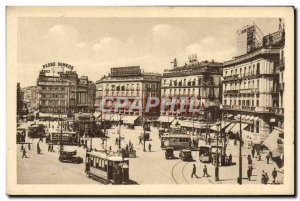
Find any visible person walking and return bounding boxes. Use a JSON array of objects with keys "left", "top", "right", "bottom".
[
  {"left": 261, "top": 170, "right": 266, "bottom": 184},
  {"left": 48, "top": 144, "right": 51, "bottom": 152},
  {"left": 28, "top": 143, "right": 31, "bottom": 151},
  {"left": 203, "top": 165, "right": 209, "bottom": 177},
  {"left": 266, "top": 152, "right": 271, "bottom": 164},
  {"left": 191, "top": 164, "right": 198, "bottom": 178},
  {"left": 264, "top": 172, "right": 269, "bottom": 184},
  {"left": 272, "top": 168, "right": 277, "bottom": 184},
  {"left": 247, "top": 167, "right": 252, "bottom": 181},
  {"left": 148, "top": 143, "right": 152, "bottom": 152},
  {"left": 251, "top": 148, "right": 255, "bottom": 158},
  {"left": 139, "top": 137, "right": 143, "bottom": 145},
  {"left": 228, "top": 154, "right": 233, "bottom": 165},
  {"left": 22, "top": 148, "right": 28, "bottom": 158},
  {"left": 247, "top": 154, "right": 252, "bottom": 165}
]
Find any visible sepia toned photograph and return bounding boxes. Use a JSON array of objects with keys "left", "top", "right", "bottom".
[{"left": 6, "top": 6, "right": 294, "bottom": 195}]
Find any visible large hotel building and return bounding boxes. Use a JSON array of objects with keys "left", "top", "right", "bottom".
[
  {"left": 36, "top": 62, "right": 96, "bottom": 118},
  {"left": 221, "top": 23, "right": 285, "bottom": 142},
  {"left": 95, "top": 66, "right": 161, "bottom": 119}
]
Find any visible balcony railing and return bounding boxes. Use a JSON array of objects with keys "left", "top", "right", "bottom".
[
  {"left": 223, "top": 74, "right": 241, "bottom": 81},
  {"left": 222, "top": 105, "right": 277, "bottom": 113}
]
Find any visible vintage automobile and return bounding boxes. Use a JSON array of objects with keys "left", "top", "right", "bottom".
[
  {"left": 199, "top": 145, "right": 211, "bottom": 163},
  {"left": 165, "top": 147, "right": 174, "bottom": 159},
  {"left": 179, "top": 149, "right": 193, "bottom": 161},
  {"left": 59, "top": 148, "right": 83, "bottom": 164}
]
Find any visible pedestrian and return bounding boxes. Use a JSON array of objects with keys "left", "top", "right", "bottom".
[
  {"left": 264, "top": 172, "right": 269, "bottom": 184},
  {"left": 272, "top": 168, "right": 277, "bottom": 184},
  {"left": 247, "top": 154, "right": 252, "bottom": 165},
  {"left": 20, "top": 144, "right": 24, "bottom": 151},
  {"left": 109, "top": 146, "right": 112, "bottom": 151},
  {"left": 22, "top": 148, "right": 28, "bottom": 158},
  {"left": 266, "top": 152, "right": 271, "bottom": 164},
  {"left": 125, "top": 144, "right": 129, "bottom": 152},
  {"left": 203, "top": 165, "right": 209, "bottom": 177},
  {"left": 139, "top": 137, "right": 143, "bottom": 145},
  {"left": 229, "top": 154, "right": 232, "bottom": 165},
  {"left": 234, "top": 139, "right": 237, "bottom": 146},
  {"left": 28, "top": 143, "right": 31, "bottom": 151},
  {"left": 247, "top": 167, "right": 252, "bottom": 181},
  {"left": 191, "top": 164, "right": 198, "bottom": 178},
  {"left": 48, "top": 144, "right": 51, "bottom": 152},
  {"left": 251, "top": 148, "right": 255, "bottom": 158},
  {"left": 261, "top": 170, "right": 266, "bottom": 184},
  {"left": 148, "top": 143, "right": 152, "bottom": 152},
  {"left": 115, "top": 137, "right": 119, "bottom": 145}
]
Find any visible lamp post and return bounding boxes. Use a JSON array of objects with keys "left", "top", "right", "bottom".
[
  {"left": 206, "top": 111, "right": 210, "bottom": 142},
  {"left": 143, "top": 117, "right": 146, "bottom": 152},
  {"left": 215, "top": 120, "right": 221, "bottom": 181},
  {"left": 238, "top": 112, "right": 243, "bottom": 184}
]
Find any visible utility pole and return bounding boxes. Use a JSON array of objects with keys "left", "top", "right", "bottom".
[
  {"left": 118, "top": 113, "right": 122, "bottom": 149},
  {"left": 143, "top": 117, "right": 146, "bottom": 152}
]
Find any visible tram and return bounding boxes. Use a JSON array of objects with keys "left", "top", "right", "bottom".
[
  {"left": 28, "top": 124, "right": 45, "bottom": 138},
  {"left": 85, "top": 151, "right": 129, "bottom": 184},
  {"left": 160, "top": 134, "right": 191, "bottom": 150},
  {"left": 46, "top": 129, "right": 79, "bottom": 145}
]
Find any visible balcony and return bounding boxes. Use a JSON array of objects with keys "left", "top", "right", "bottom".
[
  {"left": 274, "top": 107, "right": 284, "bottom": 116},
  {"left": 223, "top": 74, "right": 241, "bottom": 82},
  {"left": 224, "top": 89, "right": 239, "bottom": 94},
  {"left": 278, "top": 58, "right": 285, "bottom": 70},
  {"left": 221, "top": 105, "right": 276, "bottom": 113}
]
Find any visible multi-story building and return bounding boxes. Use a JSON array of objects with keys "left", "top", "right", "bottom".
[
  {"left": 221, "top": 23, "right": 285, "bottom": 142},
  {"left": 161, "top": 56, "right": 223, "bottom": 121},
  {"left": 36, "top": 62, "right": 96, "bottom": 118},
  {"left": 95, "top": 66, "right": 161, "bottom": 118}
]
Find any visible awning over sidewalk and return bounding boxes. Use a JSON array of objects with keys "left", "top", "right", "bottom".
[
  {"left": 229, "top": 123, "right": 249, "bottom": 134},
  {"left": 171, "top": 120, "right": 208, "bottom": 129},
  {"left": 158, "top": 116, "right": 175, "bottom": 123},
  {"left": 122, "top": 115, "right": 140, "bottom": 125},
  {"left": 225, "top": 123, "right": 236, "bottom": 133},
  {"left": 210, "top": 121, "right": 232, "bottom": 132},
  {"left": 263, "top": 128, "right": 284, "bottom": 158},
  {"left": 93, "top": 112, "right": 101, "bottom": 118}
]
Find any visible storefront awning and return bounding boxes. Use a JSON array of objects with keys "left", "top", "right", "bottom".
[
  {"left": 263, "top": 128, "right": 284, "bottom": 157},
  {"left": 229, "top": 123, "right": 249, "bottom": 134},
  {"left": 122, "top": 115, "right": 139, "bottom": 125},
  {"left": 210, "top": 121, "right": 231, "bottom": 132},
  {"left": 158, "top": 116, "right": 175, "bottom": 123},
  {"left": 225, "top": 123, "right": 236, "bottom": 133}
]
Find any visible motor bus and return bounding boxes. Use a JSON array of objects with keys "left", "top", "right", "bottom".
[
  {"left": 46, "top": 129, "right": 79, "bottom": 145},
  {"left": 85, "top": 151, "right": 129, "bottom": 184},
  {"left": 28, "top": 124, "right": 45, "bottom": 138},
  {"left": 160, "top": 134, "right": 191, "bottom": 150}
]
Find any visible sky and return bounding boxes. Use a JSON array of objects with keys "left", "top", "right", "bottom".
[{"left": 17, "top": 17, "right": 280, "bottom": 87}]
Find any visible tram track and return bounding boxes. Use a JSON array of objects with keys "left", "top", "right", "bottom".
[{"left": 171, "top": 160, "right": 190, "bottom": 184}]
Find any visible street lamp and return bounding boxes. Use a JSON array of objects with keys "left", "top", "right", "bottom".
[
  {"left": 215, "top": 120, "right": 221, "bottom": 181},
  {"left": 237, "top": 112, "right": 243, "bottom": 184},
  {"left": 143, "top": 117, "right": 147, "bottom": 152}
]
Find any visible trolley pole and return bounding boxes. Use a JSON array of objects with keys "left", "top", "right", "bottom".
[
  {"left": 143, "top": 117, "right": 146, "bottom": 152},
  {"left": 118, "top": 114, "right": 121, "bottom": 149}
]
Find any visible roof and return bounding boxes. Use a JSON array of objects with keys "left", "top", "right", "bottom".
[
  {"left": 88, "top": 151, "right": 128, "bottom": 162},
  {"left": 161, "top": 134, "right": 191, "bottom": 138}
]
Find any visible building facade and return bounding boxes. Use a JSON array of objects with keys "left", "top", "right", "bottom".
[
  {"left": 161, "top": 57, "right": 223, "bottom": 121},
  {"left": 36, "top": 62, "right": 95, "bottom": 117},
  {"left": 95, "top": 66, "right": 161, "bottom": 117},
  {"left": 221, "top": 24, "right": 285, "bottom": 142}
]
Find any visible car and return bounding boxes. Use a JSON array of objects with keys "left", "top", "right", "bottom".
[
  {"left": 59, "top": 149, "right": 83, "bottom": 164},
  {"left": 179, "top": 149, "right": 193, "bottom": 161},
  {"left": 165, "top": 147, "right": 174, "bottom": 159}
]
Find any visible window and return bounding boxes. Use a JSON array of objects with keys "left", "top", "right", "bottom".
[
  {"left": 257, "top": 100, "right": 259, "bottom": 106},
  {"left": 257, "top": 80, "right": 259, "bottom": 88},
  {"left": 242, "top": 100, "right": 245, "bottom": 105},
  {"left": 164, "top": 80, "right": 166, "bottom": 84},
  {"left": 230, "top": 100, "right": 232, "bottom": 105},
  {"left": 252, "top": 100, "right": 254, "bottom": 106},
  {"left": 238, "top": 100, "right": 241, "bottom": 105},
  {"left": 170, "top": 80, "right": 172, "bottom": 86},
  {"left": 257, "top": 63, "right": 260, "bottom": 74},
  {"left": 224, "top": 100, "right": 227, "bottom": 105}
]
